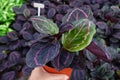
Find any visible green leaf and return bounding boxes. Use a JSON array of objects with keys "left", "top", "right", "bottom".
[
  {"left": 62, "top": 19, "right": 96, "bottom": 52},
  {"left": 0, "top": 0, "right": 25, "bottom": 22},
  {"left": 31, "top": 16, "right": 59, "bottom": 35},
  {"left": 117, "top": 70, "right": 120, "bottom": 77},
  {"left": 0, "top": 23, "right": 13, "bottom": 36}
]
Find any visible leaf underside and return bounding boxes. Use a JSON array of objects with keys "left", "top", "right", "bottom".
[
  {"left": 51, "top": 48, "right": 75, "bottom": 70},
  {"left": 26, "top": 41, "right": 60, "bottom": 68}
]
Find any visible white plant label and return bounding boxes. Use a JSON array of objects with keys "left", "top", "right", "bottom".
[{"left": 33, "top": 3, "right": 45, "bottom": 16}]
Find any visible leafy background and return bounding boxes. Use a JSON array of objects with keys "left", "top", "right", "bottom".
[{"left": 0, "top": 0, "right": 120, "bottom": 80}]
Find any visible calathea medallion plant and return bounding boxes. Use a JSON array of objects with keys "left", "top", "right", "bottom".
[
  {"left": 26, "top": 6, "right": 111, "bottom": 79},
  {"left": 26, "top": 8, "right": 108, "bottom": 67}
]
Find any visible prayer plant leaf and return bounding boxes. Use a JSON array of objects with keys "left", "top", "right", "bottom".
[
  {"left": 31, "top": 16, "right": 59, "bottom": 35},
  {"left": 26, "top": 41, "right": 60, "bottom": 68},
  {"left": 51, "top": 48, "right": 75, "bottom": 70},
  {"left": 62, "top": 19, "right": 96, "bottom": 52},
  {"left": 86, "top": 41, "right": 111, "bottom": 62},
  {"left": 62, "top": 7, "right": 93, "bottom": 23}
]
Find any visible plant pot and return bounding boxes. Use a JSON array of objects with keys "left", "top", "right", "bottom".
[
  {"left": 43, "top": 65, "right": 73, "bottom": 80},
  {"left": 18, "top": 71, "right": 22, "bottom": 78}
]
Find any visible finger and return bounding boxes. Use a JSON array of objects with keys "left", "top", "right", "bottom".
[{"left": 48, "top": 74, "right": 69, "bottom": 80}]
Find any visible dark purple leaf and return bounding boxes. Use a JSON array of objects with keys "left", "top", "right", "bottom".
[
  {"left": 29, "top": 0, "right": 41, "bottom": 3},
  {"left": 0, "top": 64, "right": 6, "bottom": 72},
  {"left": 9, "top": 40, "right": 21, "bottom": 50},
  {"left": 3, "top": 61, "right": 17, "bottom": 68},
  {"left": 85, "top": 50, "right": 97, "bottom": 62},
  {"left": 43, "top": 0, "right": 50, "bottom": 7},
  {"left": 22, "top": 65, "right": 33, "bottom": 76},
  {"left": 70, "top": 51, "right": 86, "bottom": 69},
  {"left": 0, "top": 45, "right": 8, "bottom": 52},
  {"left": 55, "top": 21, "right": 62, "bottom": 26},
  {"left": 96, "top": 0, "right": 104, "bottom": 4},
  {"left": 12, "top": 22, "right": 22, "bottom": 31},
  {"left": 29, "top": 8, "right": 37, "bottom": 15},
  {"left": 96, "top": 21, "right": 111, "bottom": 35},
  {"left": 0, "top": 36, "right": 9, "bottom": 43},
  {"left": 55, "top": 14, "right": 63, "bottom": 22},
  {"left": 0, "top": 53, "right": 7, "bottom": 60},
  {"left": 105, "top": 12, "right": 119, "bottom": 23},
  {"left": 1, "top": 71, "right": 16, "bottom": 80},
  {"left": 70, "top": 69, "right": 86, "bottom": 80},
  {"left": 60, "top": 22, "right": 74, "bottom": 33},
  {"left": 113, "top": 32, "right": 120, "bottom": 40},
  {"left": 33, "top": 32, "right": 41, "bottom": 40},
  {"left": 62, "top": 7, "right": 93, "bottom": 23},
  {"left": 0, "top": 60, "right": 11, "bottom": 72},
  {"left": 13, "top": 4, "right": 27, "bottom": 14},
  {"left": 17, "top": 15, "right": 26, "bottom": 21},
  {"left": 47, "top": 8, "right": 56, "bottom": 18},
  {"left": 25, "top": 34, "right": 53, "bottom": 46},
  {"left": 20, "top": 22, "right": 31, "bottom": 34},
  {"left": 113, "top": 23, "right": 120, "bottom": 30},
  {"left": 110, "top": 37, "right": 119, "bottom": 43},
  {"left": 70, "top": 0, "right": 83, "bottom": 7},
  {"left": 19, "top": 39, "right": 26, "bottom": 47},
  {"left": 22, "top": 32, "right": 33, "bottom": 40},
  {"left": 22, "top": 48, "right": 29, "bottom": 56},
  {"left": 8, "top": 51, "right": 21, "bottom": 64},
  {"left": 86, "top": 41, "right": 111, "bottom": 62},
  {"left": 56, "top": 4, "right": 69, "bottom": 14},
  {"left": 26, "top": 41, "right": 60, "bottom": 68},
  {"left": 62, "top": 4, "right": 70, "bottom": 13},
  {"left": 51, "top": 48, "right": 75, "bottom": 70},
  {"left": 90, "top": 4, "right": 100, "bottom": 11},
  {"left": 96, "top": 21, "right": 108, "bottom": 30},
  {"left": 7, "top": 31, "right": 18, "bottom": 41}
]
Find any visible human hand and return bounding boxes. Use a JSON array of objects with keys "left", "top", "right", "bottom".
[{"left": 29, "top": 67, "right": 69, "bottom": 80}]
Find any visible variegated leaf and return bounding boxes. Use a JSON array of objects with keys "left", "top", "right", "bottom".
[
  {"left": 51, "top": 48, "right": 75, "bottom": 70},
  {"left": 31, "top": 16, "right": 59, "bottom": 35},
  {"left": 62, "top": 19, "right": 96, "bottom": 52},
  {"left": 26, "top": 41, "right": 60, "bottom": 68},
  {"left": 62, "top": 7, "right": 93, "bottom": 24}
]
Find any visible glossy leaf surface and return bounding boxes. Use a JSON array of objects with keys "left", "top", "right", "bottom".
[
  {"left": 62, "top": 19, "right": 96, "bottom": 52},
  {"left": 87, "top": 41, "right": 111, "bottom": 62}
]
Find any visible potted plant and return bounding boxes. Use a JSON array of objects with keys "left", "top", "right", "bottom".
[{"left": 0, "top": 0, "right": 120, "bottom": 80}]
